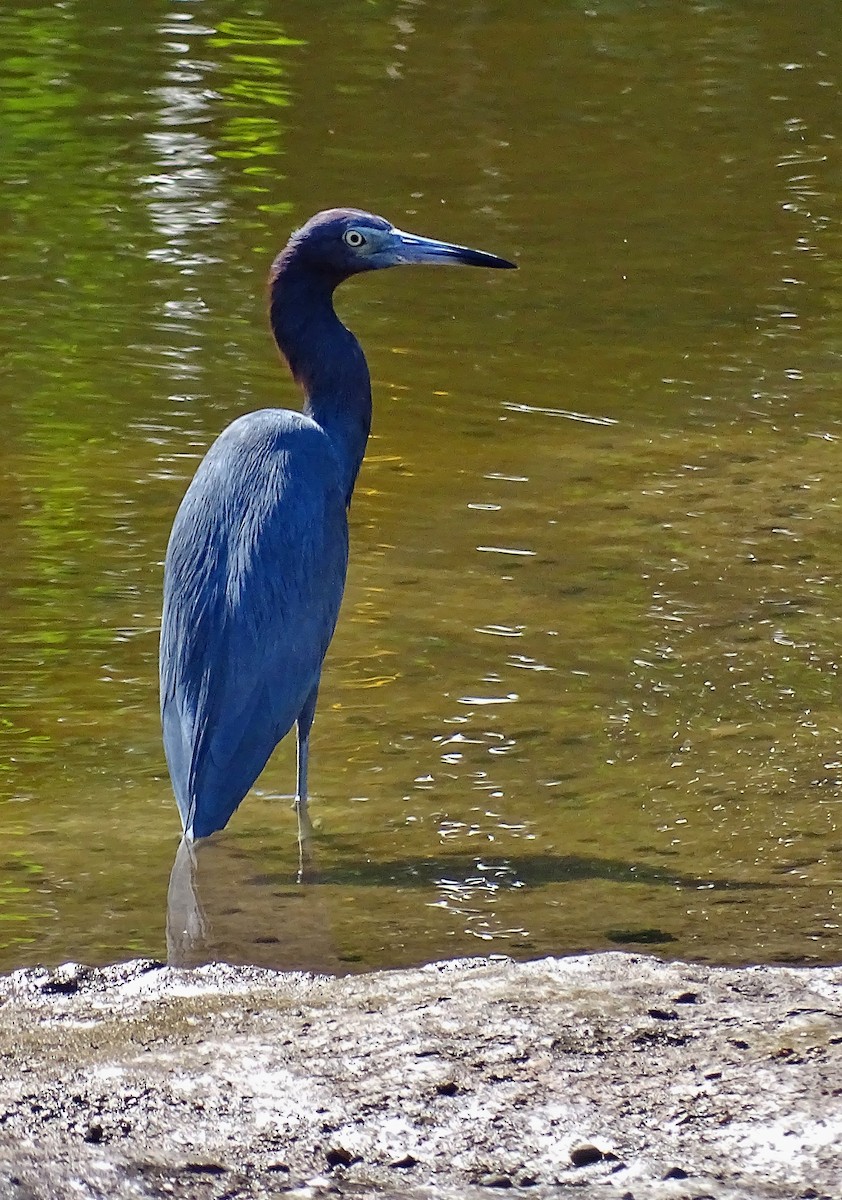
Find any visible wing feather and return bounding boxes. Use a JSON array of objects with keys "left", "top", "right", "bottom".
[{"left": 160, "top": 409, "right": 348, "bottom": 837}]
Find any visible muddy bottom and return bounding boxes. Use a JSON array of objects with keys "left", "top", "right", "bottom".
[{"left": 0, "top": 952, "right": 840, "bottom": 1199}]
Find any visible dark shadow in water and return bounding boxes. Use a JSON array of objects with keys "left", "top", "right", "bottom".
[
  {"left": 251, "top": 848, "right": 778, "bottom": 894},
  {"left": 166, "top": 836, "right": 342, "bottom": 972}
]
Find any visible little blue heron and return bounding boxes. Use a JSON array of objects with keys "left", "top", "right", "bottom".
[{"left": 160, "top": 208, "right": 516, "bottom": 841}]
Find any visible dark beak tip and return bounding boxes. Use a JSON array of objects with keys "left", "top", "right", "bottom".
[{"left": 463, "top": 250, "right": 518, "bottom": 270}]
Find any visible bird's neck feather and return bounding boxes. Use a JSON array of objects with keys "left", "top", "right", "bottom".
[{"left": 269, "top": 265, "right": 372, "bottom": 505}]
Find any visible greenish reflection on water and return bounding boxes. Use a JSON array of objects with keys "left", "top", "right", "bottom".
[{"left": 0, "top": 0, "right": 840, "bottom": 972}]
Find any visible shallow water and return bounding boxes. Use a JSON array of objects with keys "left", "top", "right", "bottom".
[{"left": 1, "top": 0, "right": 840, "bottom": 972}]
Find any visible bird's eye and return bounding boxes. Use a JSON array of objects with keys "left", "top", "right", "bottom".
[{"left": 343, "top": 229, "right": 367, "bottom": 248}]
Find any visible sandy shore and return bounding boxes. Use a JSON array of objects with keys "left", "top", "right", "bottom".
[{"left": 0, "top": 952, "right": 840, "bottom": 1199}]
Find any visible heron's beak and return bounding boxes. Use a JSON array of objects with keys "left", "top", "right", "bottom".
[{"left": 393, "top": 229, "right": 516, "bottom": 270}]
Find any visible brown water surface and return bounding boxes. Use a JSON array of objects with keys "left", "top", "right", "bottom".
[{"left": 1, "top": 0, "right": 840, "bottom": 971}]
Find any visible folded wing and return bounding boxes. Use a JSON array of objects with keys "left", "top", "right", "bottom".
[{"left": 160, "top": 409, "right": 348, "bottom": 838}]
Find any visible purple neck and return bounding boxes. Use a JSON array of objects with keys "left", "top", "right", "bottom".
[{"left": 269, "top": 259, "right": 372, "bottom": 506}]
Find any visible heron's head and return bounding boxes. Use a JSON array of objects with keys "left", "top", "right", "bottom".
[{"left": 276, "top": 208, "right": 516, "bottom": 284}]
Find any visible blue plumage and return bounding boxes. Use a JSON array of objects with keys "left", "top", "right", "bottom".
[{"left": 160, "top": 208, "right": 515, "bottom": 840}]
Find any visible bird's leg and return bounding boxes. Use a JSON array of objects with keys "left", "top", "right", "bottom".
[
  {"left": 295, "top": 730, "right": 314, "bottom": 842},
  {"left": 295, "top": 728, "right": 316, "bottom": 886},
  {"left": 294, "top": 683, "right": 319, "bottom": 849}
]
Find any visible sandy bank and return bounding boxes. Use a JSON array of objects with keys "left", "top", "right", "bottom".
[{"left": 0, "top": 952, "right": 839, "bottom": 1199}]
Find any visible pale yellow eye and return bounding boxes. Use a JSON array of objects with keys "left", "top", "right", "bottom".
[{"left": 343, "top": 229, "right": 367, "bottom": 248}]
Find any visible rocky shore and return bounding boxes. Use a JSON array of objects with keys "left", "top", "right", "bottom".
[{"left": 0, "top": 952, "right": 839, "bottom": 1199}]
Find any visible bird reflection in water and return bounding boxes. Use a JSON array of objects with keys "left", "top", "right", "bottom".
[{"left": 166, "top": 831, "right": 342, "bottom": 971}]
